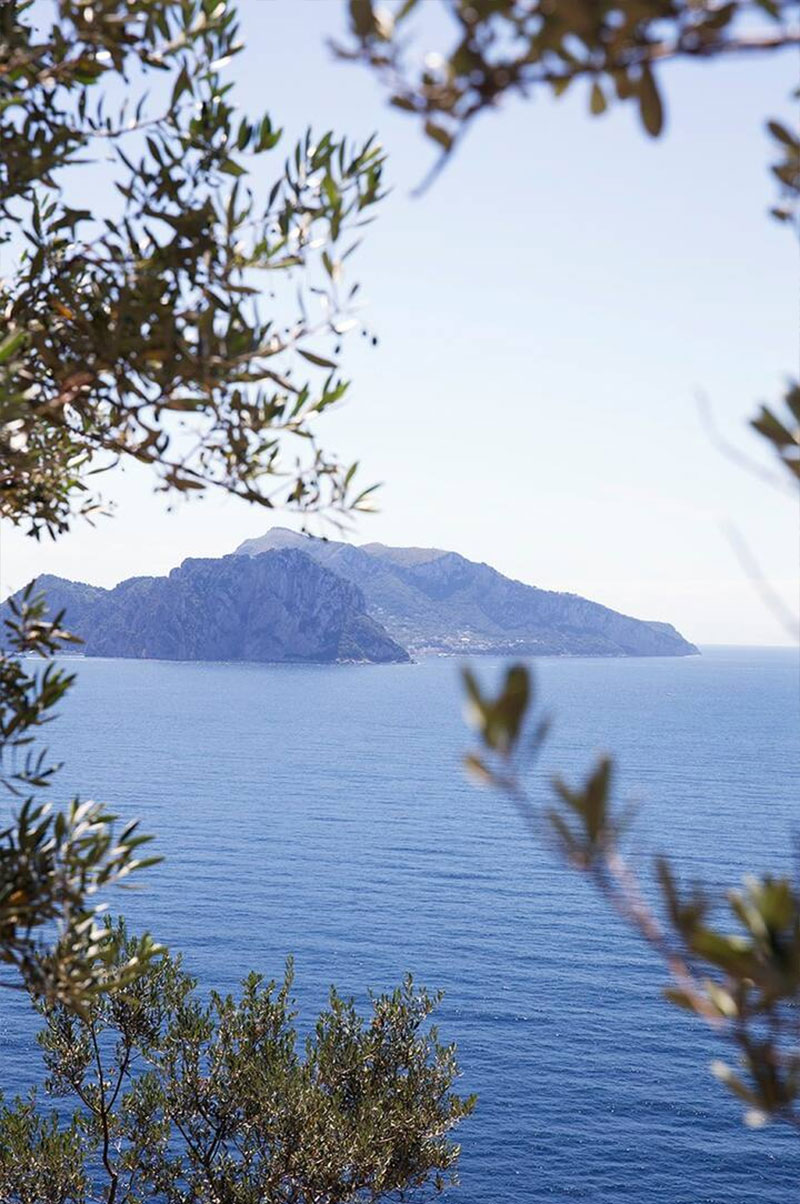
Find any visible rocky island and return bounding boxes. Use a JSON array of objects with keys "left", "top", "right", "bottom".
[{"left": 2, "top": 530, "right": 698, "bottom": 663}]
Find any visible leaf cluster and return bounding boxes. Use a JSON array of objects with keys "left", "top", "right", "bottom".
[
  {"left": 0, "top": 922, "right": 474, "bottom": 1203},
  {"left": 461, "top": 661, "right": 800, "bottom": 1130},
  {"left": 751, "top": 380, "right": 800, "bottom": 482},
  {"left": 2, "top": 0, "right": 386, "bottom": 538},
  {"left": 337, "top": 1, "right": 798, "bottom": 164},
  {"left": 0, "top": 586, "right": 160, "bottom": 1011},
  {"left": 0, "top": 0, "right": 387, "bottom": 1011}
]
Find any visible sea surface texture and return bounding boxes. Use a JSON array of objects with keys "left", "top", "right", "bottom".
[{"left": 1, "top": 647, "right": 798, "bottom": 1201}]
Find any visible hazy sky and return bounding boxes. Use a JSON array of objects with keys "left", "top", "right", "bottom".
[{"left": 2, "top": 0, "right": 798, "bottom": 646}]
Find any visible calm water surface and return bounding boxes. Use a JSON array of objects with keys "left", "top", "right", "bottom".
[{"left": 1, "top": 646, "right": 799, "bottom": 1201}]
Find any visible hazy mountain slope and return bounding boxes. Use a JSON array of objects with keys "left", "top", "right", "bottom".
[
  {"left": 2, "top": 550, "right": 409, "bottom": 665},
  {"left": 235, "top": 529, "right": 698, "bottom": 657}
]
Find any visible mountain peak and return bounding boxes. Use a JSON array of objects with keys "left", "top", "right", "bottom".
[
  {"left": 234, "top": 528, "right": 451, "bottom": 569},
  {"left": 236, "top": 527, "right": 310, "bottom": 554}
]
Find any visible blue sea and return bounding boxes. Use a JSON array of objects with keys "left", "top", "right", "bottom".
[{"left": 1, "top": 646, "right": 799, "bottom": 1201}]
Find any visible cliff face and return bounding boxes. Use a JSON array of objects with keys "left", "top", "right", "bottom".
[
  {"left": 4, "top": 551, "right": 410, "bottom": 665},
  {"left": 236, "top": 530, "right": 698, "bottom": 658}
]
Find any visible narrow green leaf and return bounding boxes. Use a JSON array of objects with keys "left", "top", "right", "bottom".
[
  {"left": 638, "top": 64, "right": 664, "bottom": 137},
  {"left": 590, "top": 82, "right": 607, "bottom": 116}
]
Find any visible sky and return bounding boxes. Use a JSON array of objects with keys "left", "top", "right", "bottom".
[{"left": 1, "top": 0, "right": 798, "bottom": 646}]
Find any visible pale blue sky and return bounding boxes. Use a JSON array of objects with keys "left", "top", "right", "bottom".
[{"left": 2, "top": 0, "right": 798, "bottom": 645}]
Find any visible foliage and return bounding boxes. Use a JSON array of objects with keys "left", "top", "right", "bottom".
[
  {"left": 751, "top": 380, "right": 800, "bottom": 482},
  {"left": 0, "top": 586, "right": 160, "bottom": 1011},
  {"left": 0, "top": 0, "right": 385, "bottom": 1006},
  {"left": 336, "top": 0, "right": 800, "bottom": 474},
  {"left": 2, "top": 0, "right": 385, "bottom": 539},
  {"left": 767, "top": 110, "right": 800, "bottom": 225},
  {"left": 1, "top": 584, "right": 78, "bottom": 798},
  {"left": 334, "top": 0, "right": 800, "bottom": 1136},
  {"left": 0, "top": 923, "right": 474, "bottom": 1204},
  {"left": 337, "top": 1, "right": 798, "bottom": 162},
  {"left": 0, "top": 13, "right": 472, "bottom": 1199},
  {"left": 462, "top": 661, "right": 800, "bottom": 1131},
  {"left": 0, "top": 1093, "right": 86, "bottom": 1204}
]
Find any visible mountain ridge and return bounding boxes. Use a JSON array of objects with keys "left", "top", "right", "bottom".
[
  {"left": 1, "top": 531, "right": 698, "bottom": 663},
  {"left": 234, "top": 529, "right": 698, "bottom": 658}
]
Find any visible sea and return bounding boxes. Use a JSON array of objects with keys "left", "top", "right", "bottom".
[{"left": 1, "top": 646, "right": 798, "bottom": 1202}]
